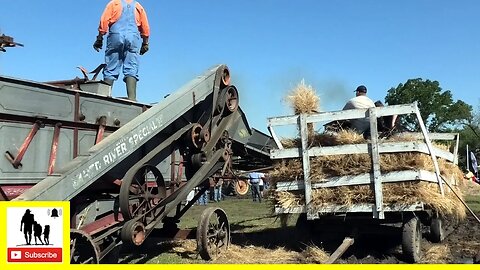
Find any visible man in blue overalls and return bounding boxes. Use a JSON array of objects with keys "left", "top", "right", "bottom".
[{"left": 93, "top": 0, "right": 150, "bottom": 102}]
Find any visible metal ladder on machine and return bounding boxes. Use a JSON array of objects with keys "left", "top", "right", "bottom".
[{"left": 14, "top": 64, "right": 244, "bottom": 262}]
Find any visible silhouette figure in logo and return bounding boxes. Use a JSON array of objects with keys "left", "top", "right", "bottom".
[
  {"left": 20, "top": 209, "right": 34, "bottom": 245},
  {"left": 43, "top": 225, "right": 50, "bottom": 245},
  {"left": 33, "top": 221, "right": 44, "bottom": 245}
]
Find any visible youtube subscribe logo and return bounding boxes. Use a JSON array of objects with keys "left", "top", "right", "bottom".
[{"left": 7, "top": 248, "right": 62, "bottom": 263}]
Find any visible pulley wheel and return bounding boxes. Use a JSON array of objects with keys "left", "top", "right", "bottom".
[
  {"left": 196, "top": 207, "right": 230, "bottom": 260},
  {"left": 191, "top": 152, "right": 207, "bottom": 169},
  {"left": 121, "top": 220, "right": 146, "bottom": 246},
  {"left": 234, "top": 179, "right": 249, "bottom": 195},
  {"left": 120, "top": 164, "right": 166, "bottom": 221},
  {"left": 188, "top": 123, "right": 206, "bottom": 149},
  {"left": 221, "top": 67, "right": 230, "bottom": 87},
  {"left": 223, "top": 85, "right": 239, "bottom": 114},
  {"left": 70, "top": 229, "right": 100, "bottom": 264}
]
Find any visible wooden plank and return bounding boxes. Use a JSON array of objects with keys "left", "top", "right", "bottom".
[
  {"left": 270, "top": 141, "right": 454, "bottom": 161},
  {"left": 268, "top": 109, "right": 365, "bottom": 126},
  {"left": 369, "top": 108, "right": 384, "bottom": 219},
  {"left": 453, "top": 133, "right": 460, "bottom": 165},
  {"left": 267, "top": 124, "right": 284, "bottom": 150},
  {"left": 299, "top": 114, "right": 313, "bottom": 219},
  {"left": 325, "top": 237, "right": 355, "bottom": 264},
  {"left": 267, "top": 103, "right": 418, "bottom": 127},
  {"left": 274, "top": 202, "right": 424, "bottom": 215},
  {"left": 415, "top": 107, "right": 445, "bottom": 195},
  {"left": 407, "top": 132, "right": 458, "bottom": 141},
  {"left": 275, "top": 169, "right": 439, "bottom": 191}
]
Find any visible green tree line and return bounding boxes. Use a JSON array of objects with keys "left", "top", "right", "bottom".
[{"left": 383, "top": 78, "right": 478, "bottom": 170}]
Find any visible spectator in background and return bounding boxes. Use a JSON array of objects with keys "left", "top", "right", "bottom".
[
  {"left": 213, "top": 178, "right": 223, "bottom": 202},
  {"left": 248, "top": 172, "right": 265, "bottom": 202},
  {"left": 197, "top": 187, "right": 209, "bottom": 206},
  {"left": 470, "top": 151, "right": 478, "bottom": 178},
  {"left": 259, "top": 175, "right": 265, "bottom": 198}
]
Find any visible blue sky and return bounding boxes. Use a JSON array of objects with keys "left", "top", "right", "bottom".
[{"left": 1, "top": 1, "right": 479, "bottom": 134}]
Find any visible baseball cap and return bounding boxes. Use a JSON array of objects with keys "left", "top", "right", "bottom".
[{"left": 354, "top": 85, "right": 367, "bottom": 93}]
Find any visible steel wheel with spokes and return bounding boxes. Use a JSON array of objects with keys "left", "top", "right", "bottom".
[
  {"left": 70, "top": 229, "right": 99, "bottom": 264},
  {"left": 197, "top": 207, "right": 230, "bottom": 260},
  {"left": 120, "top": 164, "right": 166, "bottom": 222}
]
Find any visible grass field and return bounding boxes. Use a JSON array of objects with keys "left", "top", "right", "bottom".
[
  {"left": 465, "top": 195, "right": 480, "bottom": 213},
  {"left": 177, "top": 197, "right": 287, "bottom": 231}
]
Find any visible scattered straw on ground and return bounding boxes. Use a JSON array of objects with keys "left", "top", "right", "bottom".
[
  {"left": 421, "top": 244, "right": 452, "bottom": 264},
  {"left": 301, "top": 244, "right": 330, "bottom": 264},
  {"left": 215, "top": 244, "right": 301, "bottom": 264},
  {"left": 169, "top": 239, "right": 330, "bottom": 264}
]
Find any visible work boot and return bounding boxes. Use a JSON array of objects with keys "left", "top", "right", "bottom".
[{"left": 125, "top": 77, "right": 137, "bottom": 102}]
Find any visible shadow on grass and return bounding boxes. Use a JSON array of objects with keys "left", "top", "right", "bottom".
[
  {"left": 231, "top": 223, "right": 404, "bottom": 262},
  {"left": 119, "top": 239, "right": 199, "bottom": 264}
]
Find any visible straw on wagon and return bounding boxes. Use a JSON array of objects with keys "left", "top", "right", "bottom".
[
  {"left": 271, "top": 131, "right": 468, "bottom": 220},
  {"left": 285, "top": 79, "right": 320, "bottom": 139},
  {"left": 285, "top": 79, "right": 319, "bottom": 115},
  {"left": 274, "top": 89, "right": 470, "bottom": 220}
]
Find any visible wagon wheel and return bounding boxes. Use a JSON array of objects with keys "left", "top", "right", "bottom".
[
  {"left": 121, "top": 219, "right": 147, "bottom": 246},
  {"left": 430, "top": 215, "right": 445, "bottom": 243},
  {"left": 402, "top": 216, "right": 422, "bottom": 263},
  {"left": 197, "top": 207, "right": 230, "bottom": 260},
  {"left": 70, "top": 229, "right": 100, "bottom": 264},
  {"left": 120, "top": 164, "right": 166, "bottom": 222},
  {"left": 234, "top": 179, "right": 249, "bottom": 195}
]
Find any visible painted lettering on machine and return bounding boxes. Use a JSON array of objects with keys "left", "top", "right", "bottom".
[{"left": 72, "top": 116, "right": 163, "bottom": 189}]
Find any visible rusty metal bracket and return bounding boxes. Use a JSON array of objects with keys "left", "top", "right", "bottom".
[
  {"left": 48, "top": 123, "right": 62, "bottom": 175},
  {"left": 5, "top": 120, "right": 42, "bottom": 169},
  {"left": 95, "top": 116, "right": 107, "bottom": 144}
]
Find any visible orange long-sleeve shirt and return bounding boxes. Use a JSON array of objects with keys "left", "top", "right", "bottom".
[{"left": 98, "top": 0, "right": 150, "bottom": 37}]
